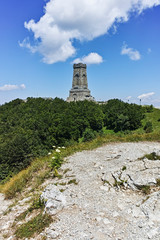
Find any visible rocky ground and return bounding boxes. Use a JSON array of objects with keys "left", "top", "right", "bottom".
[{"left": 0, "top": 142, "right": 160, "bottom": 240}]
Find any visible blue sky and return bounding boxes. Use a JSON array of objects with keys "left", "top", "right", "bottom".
[{"left": 0, "top": 0, "right": 160, "bottom": 106}]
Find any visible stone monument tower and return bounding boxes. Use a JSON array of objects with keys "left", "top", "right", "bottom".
[{"left": 67, "top": 63, "right": 94, "bottom": 102}]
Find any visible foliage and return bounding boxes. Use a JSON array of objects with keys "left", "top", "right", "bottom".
[
  {"left": 101, "top": 99, "right": 145, "bottom": 132},
  {"left": 49, "top": 147, "right": 64, "bottom": 170},
  {"left": 0, "top": 97, "right": 145, "bottom": 182},
  {"left": 139, "top": 107, "right": 160, "bottom": 133},
  {"left": 82, "top": 128, "right": 96, "bottom": 142}
]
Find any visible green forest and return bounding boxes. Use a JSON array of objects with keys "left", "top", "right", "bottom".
[{"left": 0, "top": 97, "right": 145, "bottom": 182}]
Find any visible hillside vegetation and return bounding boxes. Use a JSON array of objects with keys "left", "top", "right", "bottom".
[{"left": 0, "top": 97, "right": 158, "bottom": 184}]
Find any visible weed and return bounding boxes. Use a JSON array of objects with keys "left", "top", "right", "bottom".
[
  {"left": 68, "top": 179, "right": 78, "bottom": 185},
  {"left": 136, "top": 185, "right": 151, "bottom": 195},
  {"left": 63, "top": 168, "right": 70, "bottom": 174},
  {"left": 15, "top": 213, "right": 52, "bottom": 238},
  {"left": 139, "top": 152, "right": 160, "bottom": 161},
  {"left": 3, "top": 208, "right": 12, "bottom": 216},
  {"left": 156, "top": 178, "right": 160, "bottom": 186},
  {"left": 60, "top": 189, "right": 65, "bottom": 192},
  {"left": 113, "top": 178, "right": 127, "bottom": 188},
  {"left": 122, "top": 166, "right": 127, "bottom": 171},
  {"left": 15, "top": 210, "right": 29, "bottom": 222},
  {"left": 142, "top": 196, "right": 150, "bottom": 204},
  {"left": 102, "top": 180, "right": 111, "bottom": 186},
  {"left": 50, "top": 148, "right": 63, "bottom": 170},
  {"left": 53, "top": 168, "right": 62, "bottom": 179},
  {"left": 59, "top": 182, "right": 67, "bottom": 186},
  {"left": 15, "top": 195, "right": 45, "bottom": 222}
]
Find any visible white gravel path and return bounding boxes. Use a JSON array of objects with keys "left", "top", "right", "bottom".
[
  {"left": 0, "top": 142, "right": 160, "bottom": 240},
  {"left": 44, "top": 142, "right": 160, "bottom": 240}
]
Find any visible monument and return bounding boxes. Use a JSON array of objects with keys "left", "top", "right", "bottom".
[{"left": 67, "top": 63, "right": 94, "bottom": 102}]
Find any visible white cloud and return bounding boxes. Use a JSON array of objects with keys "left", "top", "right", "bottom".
[
  {"left": 0, "top": 84, "right": 26, "bottom": 91},
  {"left": 121, "top": 43, "right": 141, "bottom": 60},
  {"left": 137, "top": 92, "right": 155, "bottom": 100},
  {"left": 73, "top": 52, "right": 103, "bottom": 65},
  {"left": 20, "top": 0, "right": 160, "bottom": 64}
]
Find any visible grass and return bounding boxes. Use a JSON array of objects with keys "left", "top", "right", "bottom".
[
  {"left": 136, "top": 185, "right": 151, "bottom": 195},
  {"left": 135, "top": 107, "right": 160, "bottom": 134},
  {"left": 0, "top": 158, "right": 50, "bottom": 199},
  {"left": 156, "top": 178, "right": 160, "bottom": 186},
  {"left": 68, "top": 179, "right": 78, "bottom": 185},
  {"left": 12, "top": 194, "right": 52, "bottom": 239},
  {"left": 14, "top": 194, "right": 45, "bottom": 222},
  {"left": 139, "top": 152, "right": 160, "bottom": 161},
  {"left": 113, "top": 179, "right": 127, "bottom": 188},
  {"left": 15, "top": 212, "right": 52, "bottom": 239}
]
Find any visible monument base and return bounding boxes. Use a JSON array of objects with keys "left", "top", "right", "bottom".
[{"left": 67, "top": 88, "right": 95, "bottom": 102}]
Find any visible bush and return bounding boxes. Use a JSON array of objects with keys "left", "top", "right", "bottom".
[
  {"left": 82, "top": 128, "right": 96, "bottom": 142},
  {"left": 144, "top": 121, "right": 153, "bottom": 133}
]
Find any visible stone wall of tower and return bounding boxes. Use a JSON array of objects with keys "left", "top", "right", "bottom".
[
  {"left": 72, "top": 63, "right": 88, "bottom": 89},
  {"left": 67, "top": 63, "right": 94, "bottom": 102}
]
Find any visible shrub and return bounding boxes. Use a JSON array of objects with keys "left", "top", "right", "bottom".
[
  {"left": 82, "top": 128, "right": 96, "bottom": 142},
  {"left": 144, "top": 121, "right": 153, "bottom": 133}
]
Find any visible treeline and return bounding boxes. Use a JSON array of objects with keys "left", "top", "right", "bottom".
[{"left": 0, "top": 97, "right": 144, "bottom": 181}]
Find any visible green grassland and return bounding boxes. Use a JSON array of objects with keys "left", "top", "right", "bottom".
[{"left": 135, "top": 107, "right": 160, "bottom": 133}]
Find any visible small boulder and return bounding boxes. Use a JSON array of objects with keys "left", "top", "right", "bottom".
[{"left": 41, "top": 184, "right": 66, "bottom": 215}]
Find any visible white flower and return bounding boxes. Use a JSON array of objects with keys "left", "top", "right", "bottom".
[
  {"left": 48, "top": 152, "right": 51, "bottom": 155},
  {"left": 58, "top": 147, "right": 61, "bottom": 149},
  {"left": 52, "top": 145, "right": 56, "bottom": 148},
  {"left": 56, "top": 149, "right": 61, "bottom": 153},
  {"left": 52, "top": 156, "right": 55, "bottom": 159},
  {"left": 62, "top": 146, "right": 65, "bottom": 149}
]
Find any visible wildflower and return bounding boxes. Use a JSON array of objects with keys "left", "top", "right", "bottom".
[
  {"left": 56, "top": 149, "right": 61, "bottom": 153},
  {"left": 52, "top": 156, "right": 55, "bottom": 159},
  {"left": 53, "top": 145, "right": 56, "bottom": 148},
  {"left": 58, "top": 147, "right": 61, "bottom": 149},
  {"left": 62, "top": 146, "right": 65, "bottom": 149},
  {"left": 48, "top": 152, "right": 51, "bottom": 155}
]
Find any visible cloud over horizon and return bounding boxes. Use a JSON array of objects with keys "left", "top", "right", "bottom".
[
  {"left": 121, "top": 43, "right": 141, "bottom": 61},
  {"left": 137, "top": 92, "right": 155, "bottom": 100},
  {"left": 0, "top": 84, "right": 26, "bottom": 91},
  {"left": 20, "top": 0, "right": 160, "bottom": 64}
]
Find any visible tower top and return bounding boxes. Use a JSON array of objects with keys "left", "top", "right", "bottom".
[{"left": 73, "top": 63, "right": 87, "bottom": 69}]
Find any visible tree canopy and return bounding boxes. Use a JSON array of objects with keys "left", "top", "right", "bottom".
[{"left": 0, "top": 97, "right": 144, "bottom": 181}]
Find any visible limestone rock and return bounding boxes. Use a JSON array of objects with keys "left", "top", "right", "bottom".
[{"left": 41, "top": 184, "right": 66, "bottom": 215}]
